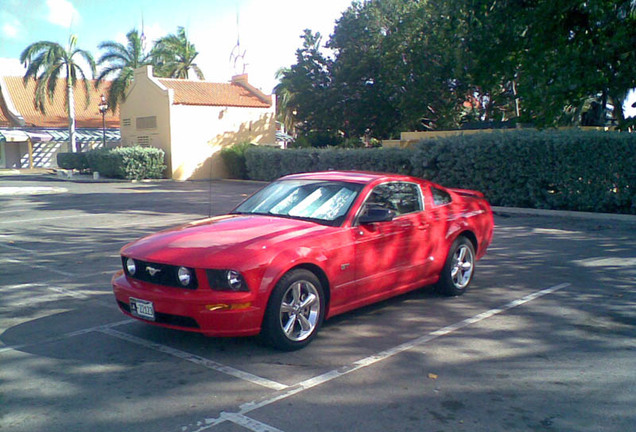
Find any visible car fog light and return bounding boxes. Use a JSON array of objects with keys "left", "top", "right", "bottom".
[
  {"left": 226, "top": 270, "right": 244, "bottom": 291},
  {"left": 177, "top": 267, "right": 192, "bottom": 286},
  {"left": 126, "top": 258, "right": 136, "bottom": 275}
]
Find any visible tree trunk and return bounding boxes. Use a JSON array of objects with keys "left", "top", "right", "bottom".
[{"left": 67, "top": 74, "right": 77, "bottom": 153}]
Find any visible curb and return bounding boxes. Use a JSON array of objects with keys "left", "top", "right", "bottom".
[
  {"left": 492, "top": 206, "right": 636, "bottom": 223},
  {"left": 1, "top": 170, "right": 634, "bottom": 223}
]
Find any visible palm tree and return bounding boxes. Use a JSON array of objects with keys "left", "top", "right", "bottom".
[
  {"left": 20, "top": 34, "right": 96, "bottom": 153},
  {"left": 274, "top": 67, "right": 298, "bottom": 136},
  {"left": 96, "top": 29, "right": 152, "bottom": 112},
  {"left": 152, "top": 26, "right": 204, "bottom": 80}
]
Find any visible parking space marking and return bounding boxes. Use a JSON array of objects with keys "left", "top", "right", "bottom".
[
  {"left": 99, "top": 327, "right": 289, "bottom": 391},
  {"left": 183, "top": 282, "right": 571, "bottom": 432},
  {"left": 0, "top": 213, "right": 98, "bottom": 224},
  {"left": 0, "top": 319, "right": 133, "bottom": 354},
  {"left": 220, "top": 413, "right": 285, "bottom": 432}
]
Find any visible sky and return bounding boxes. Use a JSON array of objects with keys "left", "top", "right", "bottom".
[
  {"left": 0, "top": 0, "right": 353, "bottom": 93},
  {"left": 0, "top": 0, "right": 634, "bottom": 117}
]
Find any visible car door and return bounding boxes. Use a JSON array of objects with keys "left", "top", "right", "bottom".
[{"left": 353, "top": 181, "right": 429, "bottom": 297}]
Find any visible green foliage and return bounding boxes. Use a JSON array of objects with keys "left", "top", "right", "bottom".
[
  {"left": 85, "top": 146, "right": 166, "bottom": 180},
  {"left": 20, "top": 35, "right": 96, "bottom": 153},
  {"left": 56, "top": 152, "right": 88, "bottom": 170},
  {"left": 151, "top": 26, "right": 204, "bottom": 79},
  {"left": 96, "top": 29, "right": 153, "bottom": 113},
  {"left": 278, "top": 0, "right": 636, "bottom": 137},
  {"left": 246, "top": 131, "right": 636, "bottom": 214},
  {"left": 408, "top": 130, "right": 636, "bottom": 214},
  {"left": 220, "top": 142, "right": 254, "bottom": 179}
]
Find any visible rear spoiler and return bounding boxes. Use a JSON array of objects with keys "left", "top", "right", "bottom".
[{"left": 449, "top": 188, "right": 485, "bottom": 198}]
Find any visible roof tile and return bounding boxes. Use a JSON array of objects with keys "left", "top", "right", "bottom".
[
  {"left": 1, "top": 76, "right": 120, "bottom": 128},
  {"left": 157, "top": 78, "right": 271, "bottom": 108}
]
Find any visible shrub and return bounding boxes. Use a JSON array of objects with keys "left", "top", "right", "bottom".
[
  {"left": 245, "top": 130, "right": 636, "bottom": 214},
  {"left": 57, "top": 152, "right": 88, "bottom": 170},
  {"left": 86, "top": 146, "right": 166, "bottom": 180},
  {"left": 220, "top": 142, "right": 254, "bottom": 179}
]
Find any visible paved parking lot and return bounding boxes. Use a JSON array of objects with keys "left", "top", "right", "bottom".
[{"left": 1, "top": 176, "right": 635, "bottom": 432}]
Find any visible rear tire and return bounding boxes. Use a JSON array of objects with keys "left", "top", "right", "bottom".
[
  {"left": 436, "top": 237, "right": 475, "bottom": 296},
  {"left": 261, "top": 269, "right": 325, "bottom": 351}
]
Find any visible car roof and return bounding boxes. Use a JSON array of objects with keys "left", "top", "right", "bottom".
[{"left": 281, "top": 170, "right": 421, "bottom": 184}]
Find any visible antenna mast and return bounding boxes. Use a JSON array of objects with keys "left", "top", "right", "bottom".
[{"left": 229, "top": 11, "right": 247, "bottom": 75}]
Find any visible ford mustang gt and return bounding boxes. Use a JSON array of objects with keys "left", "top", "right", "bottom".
[{"left": 112, "top": 171, "right": 494, "bottom": 350}]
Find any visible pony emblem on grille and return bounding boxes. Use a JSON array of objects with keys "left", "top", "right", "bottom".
[{"left": 146, "top": 266, "right": 161, "bottom": 276}]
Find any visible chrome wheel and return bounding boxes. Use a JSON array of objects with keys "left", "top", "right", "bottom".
[
  {"left": 437, "top": 236, "right": 476, "bottom": 296},
  {"left": 262, "top": 269, "right": 325, "bottom": 350},
  {"left": 279, "top": 280, "right": 321, "bottom": 342},
  {"left": 450, "top": 244, "right": 474, "bottom": 289}
]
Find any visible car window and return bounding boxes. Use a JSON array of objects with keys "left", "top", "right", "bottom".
[
  {"left": 364, "top": 182, "right": 423, "bottom": 216},
  {"left": 232, "top": 180, "right": 364, "bottom": 226},
  {"left": 431, "top": 187, "right": 452, "bottom": 206}
]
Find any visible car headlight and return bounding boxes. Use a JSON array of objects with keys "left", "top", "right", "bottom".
[
  {"left": 226, "top": 270, "right": 245, "bottom": 291},
  {"left": 177, "top": 266, "right": 192, "bottom": 286},
  {"left": 126, "top": 258, "right": 136, "bottom": 275}
]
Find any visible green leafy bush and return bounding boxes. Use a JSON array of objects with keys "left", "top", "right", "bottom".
[
  {"left": 220, "top": 142, "right": 254, "bottom": 179},
  {"left": 245, "top": 130, "right": 636, "bottom": 214},
  {"left": 57, "top": 152, "right": 88, "bottom": 170},
  {"left": 86, "top": 146, "right": 166, "bottom": 180}
]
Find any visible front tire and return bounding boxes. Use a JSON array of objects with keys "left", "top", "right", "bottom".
[
  {"left": 261, "top": 269, "right": 325, "bottom": 351},
  {"left": 437, "top": 236, "right": 475, "bottom": 296}
]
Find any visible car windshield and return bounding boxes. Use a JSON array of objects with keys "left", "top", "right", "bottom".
[{"left": 232, "top": 180, "right": 364, "bottom": 226}]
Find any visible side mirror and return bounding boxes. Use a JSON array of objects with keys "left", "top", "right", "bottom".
[{"left": 359, "top": 207, "right": 395, "bottom": 224}]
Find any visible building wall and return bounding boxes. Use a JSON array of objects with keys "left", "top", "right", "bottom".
[
  {"left": 170, "top": 104, "right": 276, "bottom": 180},
  {"left": 120, "top": 66, "right": 173, "bottom": 175},
  {"left": 121, "top": 66, "right": 277, "bottom": 181}
]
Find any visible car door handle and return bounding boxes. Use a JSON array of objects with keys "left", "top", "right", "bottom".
[{"left": 418, "top": 223, "right": 429, "bottom": 230}]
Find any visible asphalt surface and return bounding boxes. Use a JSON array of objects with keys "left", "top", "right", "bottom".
[{"left": 1, "top": 175, "right": 635, "bottom": 432}]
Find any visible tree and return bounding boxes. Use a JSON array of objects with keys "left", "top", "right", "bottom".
[
  {"left": 152, "top": 26, "right": 204, "bottom": 79},
  {"left": 279, "top": 0, "right": 636, "bottom": 137},
  {"left": 461, "top": 0, "right": 636, "bottom": 128},
  {"left": 20, "top": 34, "right": 96, "bottom": 152},
  {"left": 276, "top": 30, "right": 336, "bottom": 137},
  {"left": 96, "top": 29, "right": 153, "bottom": 113}
]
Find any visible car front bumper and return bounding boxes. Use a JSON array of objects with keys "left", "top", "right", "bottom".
[{"left": 111, "top": 271, "right": 264, "bottom": 337}]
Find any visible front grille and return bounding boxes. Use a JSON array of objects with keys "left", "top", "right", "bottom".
[
  {"left": 122, "top": 257, "right": 198, "bottom": 289},
  {"left": 117, "top": 301, "right": 200, "bottom": 329}
]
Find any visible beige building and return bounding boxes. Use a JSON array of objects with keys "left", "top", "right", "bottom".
[
  {"left": 120, "top": 66, "right": 276, "bottom": 180},
  {"left": 0, "top": 76, "right": 120, "bottom": 168}
]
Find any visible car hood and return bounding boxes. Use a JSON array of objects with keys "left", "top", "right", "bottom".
[{"left": 121, "top": 214, "right": 331, "bottom": 268}]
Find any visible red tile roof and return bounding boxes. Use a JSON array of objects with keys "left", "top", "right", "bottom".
[
  {"left": 0, "top": 105, "right": 10, "bottom": 127},
  {"left": 157, "top": 78, "right": 272, "bottom": 108},
  {"left": 1, "top": 76, "right": 120, "bottom": 128}
]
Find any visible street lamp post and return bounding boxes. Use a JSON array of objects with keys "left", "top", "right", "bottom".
[{"left": 98, "top": 95, "right": 108, "bottom": 147}]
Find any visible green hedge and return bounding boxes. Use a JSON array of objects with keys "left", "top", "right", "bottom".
[
  {"left": 57, "top": 147, "right": 166, "bottom": 179},
  {"left": 57, "top": 152, "right": 88, "bottom": 170},
  {"left": 220, "top": 142, "right": 254, "bottom": 179},
  {"left": 85, "top": 146, "right": 166, "bottom": 180},
  {"left": 245, "top": 130, "right": 636, "bottom": 214}
]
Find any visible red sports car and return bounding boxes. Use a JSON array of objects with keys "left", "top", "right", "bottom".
[{"left": 112, "top": 171, "right": 494, "bottom": 350}]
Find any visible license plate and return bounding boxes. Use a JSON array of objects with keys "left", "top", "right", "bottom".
[{"left": 130, "top": 297, "right": 155, "bottom": 321}]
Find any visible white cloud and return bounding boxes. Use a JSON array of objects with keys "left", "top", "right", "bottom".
[
  {"left": 0, "top": 58, "right": 27, "bottom": 76},
  {"left": 46, "top": 0, "right": 81, "bottom": 28},
  {"left": 193, "top": 0, "right": 351, "bottom": 92},
  {"left": 2, "top": 23, "right": 18, "bottom": 39},
  {"left": 0, "top": 11, "right": 20, "bottom": 39}
]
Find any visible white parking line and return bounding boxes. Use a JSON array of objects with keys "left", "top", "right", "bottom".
[
  {"left": 99, "top": 327, "right": 288, "bottom": 391},
  {"left": 219, "top": 413, "right": 285, "bottom": 432},
  {"left": 0, "top": 213, "right": 98, "bottom": 224},
  {"left": 182, "top": 282, "right": 571, "bottom": 432},
  {"left": 0, "top": 319, "right": 133, "bottom": 354}
]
